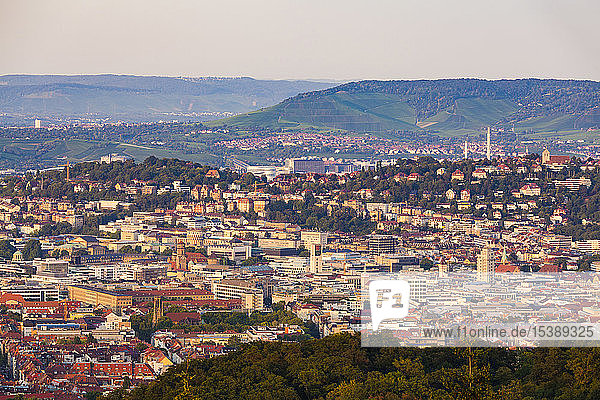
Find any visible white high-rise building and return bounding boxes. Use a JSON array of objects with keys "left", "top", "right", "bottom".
[
  {"left": 269, "top": 257, "right": 309, "bottom": 276},
  {"left": 486, "top": 127, "right": 491, "bottom": 160},
  {"left": 476, "top": 247, "right": 495, "bottom": 283},
  {"left": 212, "top": 279, "right": 264, "bottom": 311},
  {"left": 301, "top": 231, "right": 328, "bottom": 247},
  {"left": 100, "top": 154, "right": 128, "bottom": 164},
  {"left": 438, "top": 263, "right": 449, "bottom": 278}
]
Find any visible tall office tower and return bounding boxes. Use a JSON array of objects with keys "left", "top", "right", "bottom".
[
  {"left": 438, "top": 263, "right": 449, "bottom": 278},
  {"left": 486, "top": 127, "right": 491, "bottom": 160},
  {"left": 34, "top": 119, "right": 41, "bottom": 129},
  {"left": 309, "top": 243, "right": 323, "bottom": 274},
  {"left": 369, "top": 234, "right": 396, "bottom": 256},
  {"left": 476, "top": 247, "right": 495, "bottom": 283},
  {"left": 464, "top": 141, "right": 468, "bottom": 159}
]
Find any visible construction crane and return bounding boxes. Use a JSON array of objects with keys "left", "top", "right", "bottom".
[
  {"left": 59, "top": 299, "right": 70, "bottom": 320},
  {"left": 253, "top": 181, "right": 268, "bottom": 192}
]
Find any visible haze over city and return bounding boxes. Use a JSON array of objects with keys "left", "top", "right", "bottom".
[{"left": 1, "top": 0, "right": 600, "bottom": 81}]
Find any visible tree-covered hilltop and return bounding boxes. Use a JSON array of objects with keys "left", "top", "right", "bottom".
[
  {"left": 0, "top": 157, "right": 246, "bottom": 199},
  {"left": 267, "top": 155, "right": 600, "bottom": 235},
  {"left": 7, "top": 155, "right": 600, "bottom": 237},
  {"left": 105, "top": 333, "right": 600, "bottom": 400},
  {"left": 314, "top": 79, "right": 600, "bottom": 121},
  {"left": 211, "top": 78, "right": 600, "bottom": 135}
]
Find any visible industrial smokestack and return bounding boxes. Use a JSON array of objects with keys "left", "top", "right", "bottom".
[{"left": 486, "top": 127, "right": 491, "bottom": 161}]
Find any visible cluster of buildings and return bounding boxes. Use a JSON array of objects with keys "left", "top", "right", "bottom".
[
  {"left": 0, "top": 149, "right": 599, "bottom": 395},
  {"left": 216, "top": 132, "right": 455, "bottom": 158},
  {"left": 215, "top": 130, "right": 600, "bottom": 171}
]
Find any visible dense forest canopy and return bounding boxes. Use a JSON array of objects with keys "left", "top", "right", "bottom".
[
  {"left": 304, "top": 79, "right": 600, "bottom": 121},
  {"left": 106, "top": 333, "right": 600, "bottom": 400}
]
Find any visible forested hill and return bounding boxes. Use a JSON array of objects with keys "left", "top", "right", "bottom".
[
  {"left": 212, "top": 78, "right": 600, "bottom": 137},
  {"left": 107, "top": 333, "right": 600, "bottom": 400},
  {"left": 0, "top": 75, "right": 336, "bottom": 125}
]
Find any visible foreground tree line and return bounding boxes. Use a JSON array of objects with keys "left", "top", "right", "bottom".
[{"left": 104, "top": 333, "right": 600, "bottom": 400}]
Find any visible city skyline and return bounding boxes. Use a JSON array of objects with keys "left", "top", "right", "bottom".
[{"left": 1, "top": 1, "right": 600, "bottom": 398}]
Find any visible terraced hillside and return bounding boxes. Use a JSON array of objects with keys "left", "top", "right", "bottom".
[{"left": 211, "top": 79, "right": 600, "bottom": 136}]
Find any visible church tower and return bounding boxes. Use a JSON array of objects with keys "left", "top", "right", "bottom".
[
  {"left": 542, "top": 148, "right": 551, "bottom": 165},
  {"left": 152, "top": 297, "right": 163, "bottom": 326},
  {"left": 169, "top": 238, "right": 188, "bottom": 270}
]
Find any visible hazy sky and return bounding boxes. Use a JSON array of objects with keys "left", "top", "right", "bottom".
[{"left": 1, "top": 0, "right": 599, "bottom": 81}]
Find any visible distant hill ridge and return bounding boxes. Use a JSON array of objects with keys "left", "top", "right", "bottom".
[
  {"left": 211, "top": 78, "right": 600, "bottom": 136},
  {"left": 0, "top": 74, "right": 336, "bottom": 125}
]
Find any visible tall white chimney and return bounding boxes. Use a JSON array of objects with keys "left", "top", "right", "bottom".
[{"left": 486, "top": 127, "right": 491, "bottom": 161}]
